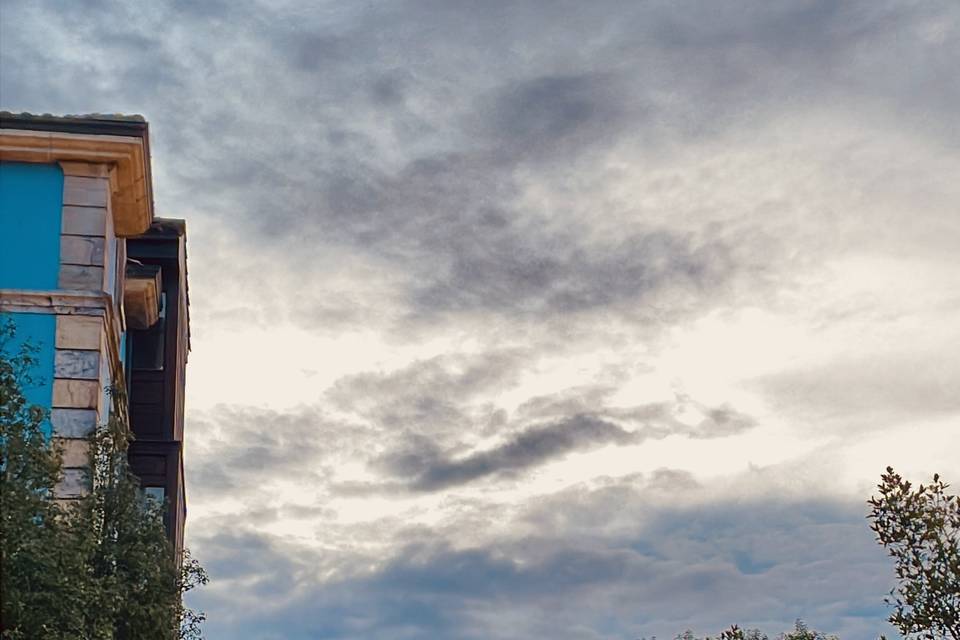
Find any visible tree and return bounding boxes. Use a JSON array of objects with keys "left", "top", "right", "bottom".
[
  {"left": 777, "top": 620, "right": 839, "bottom": 640},
  {"left": 671, "top": 626, "right": 768, "bottom": 640},
  {"left": 0, "top": 320, "right": 80, "bottom": 636},
  {"left": 644, "top": 465, "right": 960, "bottom": 640},
  {"left": 68, "top": 396, "right": 208, "bottom": 639},
  {"left": 664, "top": 621, "right": 836, "bottom": 640},
  {"left": 869, "top": 466, "right": 960, "bottom": 640},
  {"left": 0, "top": 319, "right": 207, "bottom": 639}
]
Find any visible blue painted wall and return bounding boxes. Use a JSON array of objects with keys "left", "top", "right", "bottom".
[
  {"left": 0, "top": 162, "right": 64, "bottom": 289},
  {"left": 2, "top": 312, "right": 56, "bottom": 436}
]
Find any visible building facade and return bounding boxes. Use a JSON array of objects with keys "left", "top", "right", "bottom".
[{"left": 0, "top": 113, "right": 189, "bottom": 554}]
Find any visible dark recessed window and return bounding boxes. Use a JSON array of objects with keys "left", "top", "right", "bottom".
[{"left": 132, "top": 292, "right": 165, "bottom": 370}]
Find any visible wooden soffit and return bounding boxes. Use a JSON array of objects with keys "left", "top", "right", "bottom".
[{"left": 0, "top": 128, "right": 153, "bottom": 236}]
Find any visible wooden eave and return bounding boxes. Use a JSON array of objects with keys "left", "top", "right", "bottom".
[
  {"left": 0, "top": 128, "right": 153, "bottom": 236},
  {"left": 128, "top": 219, "right": 190, "bottom": 352}
]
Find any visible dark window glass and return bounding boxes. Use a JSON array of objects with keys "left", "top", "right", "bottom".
[{"left": 132, "top": 292, "right": 165, "bottom": 370}]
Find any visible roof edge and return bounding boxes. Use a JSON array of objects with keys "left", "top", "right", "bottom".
[{"left": 0, "top": 112, "right": 148, "bottom": 138}]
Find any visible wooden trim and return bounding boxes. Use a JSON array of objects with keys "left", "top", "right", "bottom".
[{"left": 0, "top": 129, "right": 152, "bottom": 235}]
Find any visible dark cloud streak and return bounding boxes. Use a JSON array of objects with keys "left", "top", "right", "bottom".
[
  {"left": 381, "top": 415, "right": 637, "bottom": 491},
  {"left": 375, "top": 401, "right": 755, "bottom": 492}
]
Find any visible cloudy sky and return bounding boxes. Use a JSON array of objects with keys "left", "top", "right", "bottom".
[{"left": 3, "top": 1, "right": 960, "bottom": 637}]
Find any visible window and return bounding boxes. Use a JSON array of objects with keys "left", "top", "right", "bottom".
[
  {"left": 144, "top": 486, "right": 166, "bottom": 505},
  {"left": 131, "top": 292, "right": 165, "bottom": 370}
]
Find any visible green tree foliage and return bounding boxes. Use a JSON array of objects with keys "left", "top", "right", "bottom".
[
  {"left": 0, "top": 320, "right": 207, "bottom": 639},
  {"left": 869, "top": 466, "right": 960, "bottom": 640},
  {"left": 0, "top": 323, "right": 75, "bottom": 635},
  {"left": 657, "top": 466, "right": 960, "bottom": 640}
]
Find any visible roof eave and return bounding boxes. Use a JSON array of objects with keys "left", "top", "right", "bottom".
[{"left": 0, "top": 113, "right": 154, "bottom": 236}]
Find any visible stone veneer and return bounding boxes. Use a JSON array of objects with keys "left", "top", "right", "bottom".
[
  {"left": 52, "top": 315, "right": 104, "bottom": 497},
  {"left": 54, "top": 162, "right": 124, "bottom": 499}
]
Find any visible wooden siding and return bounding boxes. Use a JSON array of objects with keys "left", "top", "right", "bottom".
[{"left": 125, "top": 221, "right": 189, "bottom": 554}]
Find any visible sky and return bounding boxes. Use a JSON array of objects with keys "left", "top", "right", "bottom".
[{"left": 2, "top": 1, "right": 959, "bottom": 638}]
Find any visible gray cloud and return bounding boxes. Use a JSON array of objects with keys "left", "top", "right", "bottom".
[
  {"left": 186, "top": 404, "right": 375, "bottom": 504},
  {"left": 319, "top": 351, "right": 760, "bottom": 491},
  {"left": 5, "top": 2, "right": 959, "bottom": 638},
  {"left": 18, "top": 0, "right": 953, "bottom": 332},
  {"left": 474, "top": 72, "right": 633, "bottom": 160},
  {"left": 752, "top": 343, "right": 960, "bottom": 432},
  {"left": 379, "top": 415, "right": 638, "bottom": 491},
  {"left": 408, "top": 224, "right": 742, "bottom": 321},
  {"left": 188, "top": 350, "right": 757, "bottom": 503},
  {"left": 188, "top": 483, "right": 893, "bottom": 640},
  {"left": 326, "top": 350, "right": 522, "bottom": 442},
  {"left": 374, "top": 398, "right": 755, "bottom": 491}
]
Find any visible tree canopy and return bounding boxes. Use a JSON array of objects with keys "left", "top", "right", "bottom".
[
  {"left": 869, "top": 466, "right": 960, "bottom": 640},
  {"left": 0, "top": 319, "right": 206, "bottom": 639}
]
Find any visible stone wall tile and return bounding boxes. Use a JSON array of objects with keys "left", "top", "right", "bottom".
[
  {"left": 51, "top": 408, "right": 98, "bottom": 437},
  {"left": 61, "top": 206, "right": 107, "bottom": 236},
  {"left": 54, "top": 437, "right": 90, "bottom": 467},
  {"left": 59, "top": 264, "right": 105, "bottom": 290},
  {"left": 56, "top": 468, "right": 89, "bottom": 498},
  {"left": 56, "top": 315, "right": 102, "bottom": 350},
  {"left": 53, "top": 379, "right": 100, "bottom": 409},
  {"left": 63, "top": 176, "right": 109, "bottom": 207},
  {"left": 54, "top": 349, "right": 100, "bottom": 379},
  {"left": 60, "top": 235, "right": 105, "bottom": 266}
]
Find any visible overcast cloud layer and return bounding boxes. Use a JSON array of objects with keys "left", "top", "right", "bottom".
[{"left": 2, "top": 1, "right": 959, "bottom": 638}]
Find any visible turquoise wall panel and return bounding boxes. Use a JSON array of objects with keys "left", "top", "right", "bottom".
[
  {"left": 0, "top": 162, "right": 64, "bottom": 289},
  {"left": 2, "top": 312, "right": 57, "bottom": 436}
]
